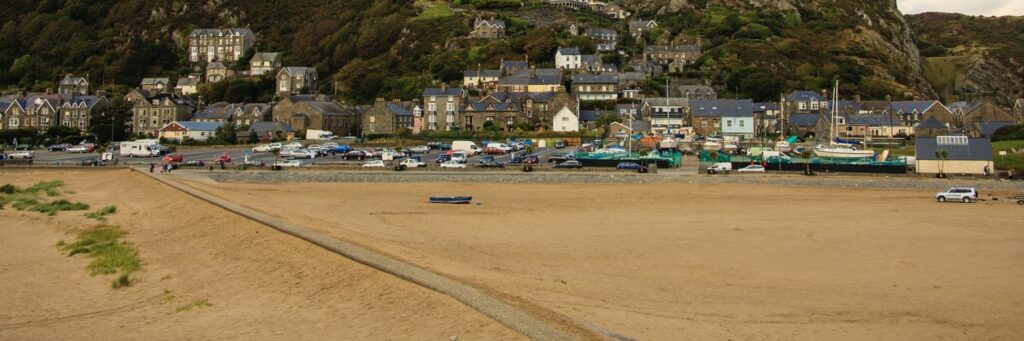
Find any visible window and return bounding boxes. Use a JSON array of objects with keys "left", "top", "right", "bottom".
[
  {"left": 562, "top": 117, "right": 569, "bottom": 121},
  {"left": 739, "top": 120, "right": 744, "bottom": 127},
  {"left": 9, "top": 118, "right": 18, "bottom": 127},
  {"left": 799, "top": 102, "right": 807, "bottom": 110},
  {"left": 726, "top": 120, "right": 732, "bottom": 127},
  {"left": 428, "top": 103, "right": 436, "bottom": 111},
  {"left": 810, "top": 102, "right": 819, "bottom": 110},
  {"left": 507, "top": 117, "right": 514, "bottom": 127},
  {"left": 446, "top": 103, "right": 454, "bottom": 112}
]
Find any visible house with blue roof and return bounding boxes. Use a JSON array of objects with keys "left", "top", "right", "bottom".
[
  {"left": 915, "top": 136, "right": 993, "bottom": 175},
  {"left": 885, "top": 100, "right": 951, "bottom": 126},
  {"left": 159, "top": 121, "right": 223, "bottom": 142},
  {"left": 691, "top": 99, "right": 754, "bottom": 138},
  {"left": 571, "top": 74, "right": 618, "bottom": 101}
]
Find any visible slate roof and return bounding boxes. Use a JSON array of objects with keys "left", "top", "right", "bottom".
[
  {"left": 572, "top": 74, "right": 618, "bottom": 84},
  {"left": 189, "top": 28, "right": 253, "bottom": 37},
  {"left": 423, "top": 87, "right": 465, "bottom": 97},
  {"left": 513, "top": 68, "right": 562, "bottom": 77},
  {"left": 612, "top": 120, "right": 650, "bottom": 132},
  {"left": 251, "top": 52, "right": 280, "bottom": 63},
  {"left": 888, "top": 100, "right": 943, "bottom": 114},
  {"left": 463, "top": 70, "right": 502, "bottom": 78},
  {"left": 206, "top": 61, "right": 227, "bottom": 70},
  {"left": 498, "top": 75, "right": 561, "bottom": 86},
  {"left": 193, "top": 102, "right": 233, "bottom": 120},
  {"left": 691, "top": 99, "right": 754, "bottom": 117},
  {"left": 558, "top": 48, "right": 581, "bottom": 56},
  {"left": 845, "top": 114, "right": 899, "bottom": 126},
  {"left": 60, "top": 75, "right": 87, "bottom": 85},
  {"left": 628, "top": 20, "right": 656, "bottom": 30},
  {"left": 915, "top": 136, "right": 992, "bottom": 161},
  {"left": 786, "top": 90, "right": 825, "bottom": 102},
  {"left": 644, "top": 97, "right": 688, "bottom": 107},
  {"left": 63, "top": 96, "right": 104, "bottom": 109},
  {"left": 141, "top": 78, "right": 170, "bottom": 86},
  {"left": 585, "top": 28, "right": 617, "bottom": 39},
  {"left": 176, "top": 77, "right": 198, "bottom": 87},
  {"left": 474, "top": 17, "right": 506, "bottom": 29},
  {"left": 617, "top": 72, "right": 646, "bottom": 82},
  {"left": 465, "top": 99, "right": 518, "bottom": 112},
  {"left": 788, "top": 113, "right": 821, "bottom": 127},
  {"left": 165, "top": 121, "right": 223, "bottom": 131},
  {"left": 753, "top": 102, "right": 779, "bottom": 111},
  {"left": 501, "top": 60, "right": 529, "bottom": 69},
  {"left": 581, "top": 54, "right": 602, "bottom": 65},
  {"left": 249, "top": 121, "right": 294, "bottom": 134},
  {"left": 976, "top": 121, "right": 1014, "bottom": 137},
  {"left": 915, "top": 117, "right": 947, "bottom": 129},
  {"left": 835, "top": 100, "right": 861, "bottom": 113},
  {"left": 281, "top": 66, "right": 316, "bottom": 75},
  {"left": 386, "top": 102, "right": 415, "bottom": 117}
]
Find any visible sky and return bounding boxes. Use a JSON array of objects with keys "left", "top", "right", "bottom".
[{"left": 898, "top": 0, "right": 1024, "bottom": 16}]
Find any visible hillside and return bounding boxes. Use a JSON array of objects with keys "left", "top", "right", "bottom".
[
  {"left": 907, "top": 12, "right": 1024, "bottom": 106},
  {"left": 0, "top": 0, "right": 1008, "bottom": 104}
]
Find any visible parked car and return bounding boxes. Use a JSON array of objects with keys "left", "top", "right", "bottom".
[
  {"left": 332, "top": 144, "right": 352, "bottom": 153},
  {"left": 399, "top": 158, "right": 426, "bottom": 168},
  {"left": 180, "top": 160, "right": 206, "bottom": 167},
  {"left": 554, "top": 140, "right": 566, "bottom": 148},
  {"left": 707, "top": 162, "right": 732, "bottom": 174},
  {"left": 548, "top": 153, "right": 574, "bottom": 163},
  {"left": 48, "top": 144, "right": 70, "bottom": 152},
  {"left": 476, "top": 159, "right": 505, "bottom": 168},
  {"left": 290, "top": 149, "right": 317, "bottom": 159},
  {"left": 435, "top": 153, "right": 450, "bottom": 163},
  {"left": 362, "top": 160, "right": 386, "bottom": 168},
  {"left": 162, "top": 153, "right": 184, "bottom": 163},
  {"left": 283, "top": 142, "right": 303, "bottom": 149},
  {"left": 252, "top": 143, "right": 282, "bottom": 152},
  {"left": 935, "top": 187, "right": 978, "bottom": 203},
  {"left": 509, "top": 153, "right": 525, "bottom": 164},
  {"left": 450, "top": 152, "right": 468, "bottom": 164},
  {"left": 80, "top": 158, "right": 107, "bottom": 166},
  {"left": 66, "top": 145, "right": 90, "bottom": 153},
  {"left": 616, "top": 162, "right": 648, "bottom": 173},
  {"left": 483, "top": 147, "right": 507, "bottom": 155},
  {"left": 7, "top": 150, "right": 33, "bottom": 159},
  {"left": 214, "top": 153, "right": 232, "bottom": 163},
  {"left": 524, "top": 155, "right": 540, "bottom": 164},
  {"left": 343, "top": 150, "right": 368, "bottom": 160},
  {"left": 440, "top": 160, "right": 467, "bottom": 169},
  {"left": 737, "top": 164, "right": 766, "bottom": 173},
  {"left": 273, "top": 160, "right": 303, "bottom": 168},
  {"left": 554, "top": 160, "right": 583, "bottom": 169},
  {"left": 408, "top": 145, "right": 431, "bottom": 154}
]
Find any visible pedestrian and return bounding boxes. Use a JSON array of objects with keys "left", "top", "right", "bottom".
[
  {"left": 150, "top": 162, "right": 155, "bottom": 173},
  {"left": 984, "top": 165, "right": 990, "bottom": 177}
]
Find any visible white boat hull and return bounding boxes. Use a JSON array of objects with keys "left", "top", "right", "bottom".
[
  {"left": 703, "top": 142, "right": 722, "bottom": 151},
  {"left": 775, "top": 141, "right": 792, "bottom": 152},
  {"left": 813, "top": 146, "right": 875, "bottom": 159}
]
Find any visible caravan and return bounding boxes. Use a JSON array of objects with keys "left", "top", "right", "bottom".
[{"left": 120, "top": 139, "right": 163, "bottom": 157}]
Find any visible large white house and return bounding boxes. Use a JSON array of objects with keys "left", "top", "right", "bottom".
[{"left": 556, "top": 48, "right": 582, "bottom": 70}]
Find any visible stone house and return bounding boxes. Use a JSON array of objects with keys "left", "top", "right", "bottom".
[
  {"left": 461, "top": 96, "right": 522, "bottom": 131},
  {"left": 249, "top": 52, "right": 281, "bottom": 76},
  {"left": 572, "top": 74, "right": 618, "bottom": 101},
  {"left": 643, "top": 44, "right": 700, "bottom": 73},
  {"left": 422, "top": 86, "right": 466, "bottom": 131},
  {"left": 188, "top": 28, "right": 256, "bottom": 63},
  {"left": 784, "top": 90, "right": 829, "bottom": 113},
  {"left": 175, "top": 76, "right": 200, "bottom": 96},
  {"left": 271, "top": 95, "right": 361, "bottom": 137},
  {"left": 276, "top": 67, "right": 318, "bottom": 95},
  {"left": 246, "top": 121, "right": 295, "bottom": 142},
  {"left": 585, "top": 27, "right": 618, "bottom": 43},
  {"left": 1014, "top": 98, "right": 1024, "bottom": 124},
  {"left": 131, "top": 93, "right": 196, "bottom": 137},
  {"left": 886, "top": 100, "right": 952, "bottom": 127},
  {"left": 947, "top": 100, "right": 1015, "bottom": 127},
  {"left": 496, "top": 74, "right": 563, "bottom": 93},
  {"left": 491, "top": 90, "right": 577, "bottom": 130},
  {"left": 59, "top": 96, "right": 109, "bottom": 131},
  {"left": 361, "top": 99, "right": 420, "bottom": 136},
  {"left": 629, "top": 20, "right": 657, "bottom": 38},
  {"left": 2, "top": 95, "right": 59, "bottom": 131},
  {"left": 141, "top": 78, "right": 171, "bottom": 93},
  {"left": 678, "top": 85, "right": 717, "bottom": 100},
  {"left": 604, "top": 3, "right": 630, "bottom": 19},
  {"left": 58, "top": 75, "right": 89, "bottom": 97},
  {"left": 500, "top": 60, "right": 530, "bottom": 76},
  {"left": 470, "top": 17, "right": 506, "bottom": 39},
  {"left": 206, "top": 62, "right": 234, "bottom": 83},
  {"left": 753, "top": 102, "right": 781, "bottom": 134}
]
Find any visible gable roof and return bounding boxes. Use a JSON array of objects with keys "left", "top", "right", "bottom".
[
  {"left": 753, "top": 102, "right": 779, "bottom": 111},
  {"left": 176, "top": 77, "right": 199, "bottom": 87},
  {"left": 251, "top": 52, "right": 280, "bottom": 63},
  {"left": 60, "top": 75, "right": 87, "bottom": 86},
  {"left": 249, "top": 121, "right": 294, "bottom": 134},
  {"left": 845, "top": 114, "right": 899, "bottom": 126},
  {"left": 644, "top": 45, "right": 700, "bottom": 53},
  {"left": 558, "top": 47, "right": 581, "bottom": 56},
  {"left": 281, "top": 67, "right": 316, "bottom": 76},
  {"left": 628, "top": 20, "right": 657, "bottom": 30},
  {"left": 888, "top": 100, "right": 944, "bottom": 114},
  {"left": 385, "top": 102, "right": 415, "bottom": 116},
  {"left": 788, "top": 113, "right": 821, "bottom": 127},
  {"left": 585, "top": 28, "right": 617, "bottom": 37},
  {"left": 691, "top": 99, "right": 754, "bottom": 117},
  {"left": 423, "top": 87, "right": 465, "bottom": 97},
  {"left": 189, "top": 28, "right": 253, "bottom": 37},
  {"left": 141, "top": 78, "right": 170, "bottom": 86},
  {"left": 644, "top": 97, "right": 688, "bottom": 107},
  {"left": 786, "top": 90, "right": 825, "bottom": 102},
  {"left": 915, "top": 136, "right": 992, "bottom": 161},
  {"left": 463, "top": 70, "right": 502, "bottom": 78},
  {"left": 474, "top": 17, "right": 506, "bottom": 29},
  {"left": 572, "top": 74, "right": 618, "bottom": 84},
  {"left": 501, "top": 60, "right": 529, "bottom": 69},
  {"left": 914, "top": 116, "right": 947, "bottom": 129},
  {"left": 976, "top": 121, "right": 1014, "bottom": 137}
]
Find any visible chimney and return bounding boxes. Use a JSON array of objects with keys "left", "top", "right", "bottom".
[
  {"left": 854, "top": 94, "right": 862, "bottom": 103},
  {"left": 441, "top": 83, "right": 447, "bottom": 92},
  {"left": 885, "top": 94, "right": 892, "bottom": 103},
  {"left": 45, "top": 88, "right": 52, "bottom": 95},
  {"left": 376, "top": 97, "right": 385, "bottom": 104},
  {"left": 392, "top": 98, "right": 401, "bottom": 103},
  {"left": 530, "top": 65, "right": 537, "bottom": 78}
]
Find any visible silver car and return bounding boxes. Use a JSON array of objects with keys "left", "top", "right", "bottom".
[{"left": 935, "top": 187, "right": 977, "bottom": 203}]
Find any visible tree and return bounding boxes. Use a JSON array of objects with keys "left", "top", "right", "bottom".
[
  {"left": 935, "top": 149, "right": 948, "bottom": 178},
  {"left": 248, "top": 130, "right": 259, "bottom": 144},
  {"left": 596, "top": 113, "right": 622, "bottom": 137}
]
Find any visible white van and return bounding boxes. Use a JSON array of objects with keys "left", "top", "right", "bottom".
[
  {"left": 707, "top": 162, "right": 733, "bottom": 174},
  {"left": 450, "top": 151, "right": 468, "bottom": 163},
  {"left": 486, "top": 143, "right": 512, "bottom": 153},
  {"left": 452, "top": 141, "right": 481, "bottom": 156},
  {"left": 120, "top": 140, "right": 161, "bottom": 157}
]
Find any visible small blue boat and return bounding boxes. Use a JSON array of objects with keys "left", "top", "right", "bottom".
[{"left": 429, "top": 196, "right": 472, "bottom": 204}]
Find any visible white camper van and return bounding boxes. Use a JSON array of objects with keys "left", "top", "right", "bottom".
[{"left": 120, "top": 139, "right": 162, "bottom": 157}]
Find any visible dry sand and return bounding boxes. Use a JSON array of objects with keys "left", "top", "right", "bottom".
[
  {"left": 0, "top": 169, "right": 521, "bottom": 340},
  {"left": 181, "top": 176, "right": 1024, "bottom": 340}
]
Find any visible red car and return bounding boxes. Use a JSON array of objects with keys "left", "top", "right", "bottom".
[
  {"left": 162, "top": 153, "right": 183, "bottom": 163},
  {"left": 483, "top": 147, "right": 506, "bottom": 155},
  {"left": 214, "top": 152, "right": 232, "bottom": 163}
]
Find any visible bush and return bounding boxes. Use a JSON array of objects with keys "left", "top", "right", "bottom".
[{"left": 992, "top": 125, "right": 1024, "bottom": 141}]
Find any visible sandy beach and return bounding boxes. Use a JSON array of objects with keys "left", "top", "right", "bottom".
[
  {"left": 182, "top": 175, "right": 1024, "bottom": 340},
  {"left": 0, "top": 169, "right": 521, "bottom": 340}
]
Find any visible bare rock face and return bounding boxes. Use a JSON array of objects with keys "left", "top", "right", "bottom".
[{"left": 962, "top": 55, "right": 1024, "bottom": 105}]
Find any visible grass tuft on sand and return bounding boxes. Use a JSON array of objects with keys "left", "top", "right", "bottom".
[
  {"left": 61, "top": 225, "right": 141, "bottom": 288},
  {"left": 175, "top": 298, "right": 212, "bottom": 313},
  {"left": 0, "top": 181, "right": 88, "bottom": 215},
  {"left": 85, "top": 206, "right": 117, "bottom": 221}
]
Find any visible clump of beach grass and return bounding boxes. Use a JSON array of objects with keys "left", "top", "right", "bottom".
[
  {"left": 175, "top": 298, "right": 212, "bottom": 313},
  {"left": 85, "top": 205, "right": 117, "bottom": 221},
  {"left": 60, "top": 225, "right": 141, "bottom": 288},
  {"left": 0, "top": 180, "right": 88, "bottom": 215}
]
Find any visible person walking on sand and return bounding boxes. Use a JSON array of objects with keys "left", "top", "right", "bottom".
[{"left": 149, "top": 162, "right": 155, "bottom": 173}]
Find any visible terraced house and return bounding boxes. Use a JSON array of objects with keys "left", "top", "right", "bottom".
[
  {"left": 361, "top": 99, "right": 420, "bottom": 136},
  {"left": 461, "top": 96, "right": 522, "bottom": 131},
  {"left": 276, "top": 67, "right": 318, "bottom": 95},
  {"left": 59, "top": 96, "right": 109, "bottom": 131},
  {"left": 421, "top": 86, "right": 465, "bottom": 131},
  {"left": 271, "top": 95, "right": 361, "bottom": 137},
  {"left": 191, "top": 102, "right": 271, "bottom": 127},
  {"left": 131, "top": 93, "right": 196, "bottom": 137},
  {"left": 2, "top": 95, "right": 60, "bottom": 131},
  {"left": 188, "top": 28, "right": 256, "bottom": 63}
]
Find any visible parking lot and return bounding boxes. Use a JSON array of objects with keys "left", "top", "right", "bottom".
[{"left": 18, "top": 144, "right": 579, "bottom": 169}]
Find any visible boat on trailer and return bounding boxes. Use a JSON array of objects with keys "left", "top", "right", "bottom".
[{"left": 429, "top": 196, "right": 473, "bottom": 204}]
